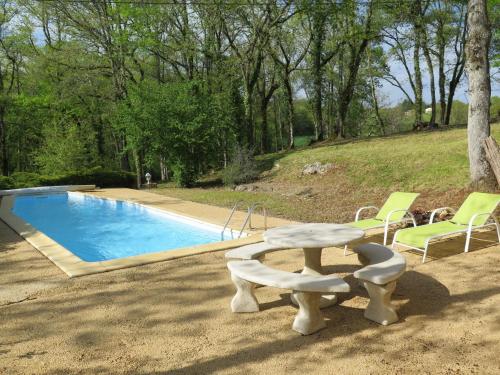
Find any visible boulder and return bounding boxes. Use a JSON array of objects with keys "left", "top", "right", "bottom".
[{"left": 301, "top": 162, "right": 334, "bottom": 175}]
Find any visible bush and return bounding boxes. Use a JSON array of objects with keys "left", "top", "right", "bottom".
[
  {"left": 10, "top": 172, "right": 44, "bottom": 188},
  {"left": 50, "top": 168, "right": 136, "bottom": 188},
  {"left": 222, "top": 145, "right": 259, "bottom": 187},
  {"left": 1, "top": 168, "right": 136, "bottom": 190},
  {"left": 172, "top": 162, "right": 197, "bottom": 187},
  {"left": 0, "top": 176, "right": 15, "bottom": 189}
]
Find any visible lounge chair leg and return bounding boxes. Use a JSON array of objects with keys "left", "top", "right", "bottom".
[
  {"left": 230, "top": 273, "right": 259, "bottom": 313},
  {"left": 464, "top": 230, "right": 472, "bottom": 253},
  {"left": 391, "top": 233, "right": 398, "bottom": 250},
  {"left": 383, "top": 220, "right": 392, "bottom": 246},
  {"left": 292, "top": 291, "right": 326, "bottom": 335},
  {"left": 422, "top": 244, "right": 429, "bottom": 263},
  {"left": 363, "top": 281, "right": 398, "bottom": 326},
  {"left": 494, "top": 218, "right": 500, "bottom": 243}
]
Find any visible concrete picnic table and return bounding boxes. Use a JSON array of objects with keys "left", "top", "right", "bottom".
[{"left": 263, "top": 223, "right": 365, "bottom": 307}]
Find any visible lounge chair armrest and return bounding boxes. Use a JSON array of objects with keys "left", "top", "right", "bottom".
[
  {"left": 430, "top": 207, "right": 456, "bottom": 223},
  {"left": 467, "top": 212, "right": 494, "bottom": 229},
  {"left": 384, "top": 209, "right": 417, "bottom": 226},
  {"left": 355, "top": 206, "right": 379, "bottom": 222}
]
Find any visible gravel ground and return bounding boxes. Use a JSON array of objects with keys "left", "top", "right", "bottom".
[{"left": 1, "top": 218, "right": 500, "bottom": 374}]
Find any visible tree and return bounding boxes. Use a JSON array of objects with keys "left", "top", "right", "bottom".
[
  {"left": 256, "top": 57, "right": 279, "bottom": 154},
  {"left": 0, "top": 1, "right": 25, "bottom": 175},
  {"left": 270, "top": 13, "right": 310, "bottom": 149},
  {"left": 332, "top": 0, "right": 375, "bottom": 138},
  {"left": 220, "top": 1, "right": 292, "bottom": 147},
  {"left": 466, "top": 0, "right": 495, "bottom": 188},
  {"left": 429, "top": 0, "right": 468, "bottom": 126},
  {"left": 381, "top": 2, "right": 424, "bottom": 128}
]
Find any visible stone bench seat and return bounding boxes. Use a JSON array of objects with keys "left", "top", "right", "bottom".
[
  {"left": 227, "top": 260, "right": 350, "bottom": 335},
  {"left": 225, "top": 242, "right": 286, "bottom": 261},
  {"left": 352, "top": 243, "right": 407, "bottom": 325}
]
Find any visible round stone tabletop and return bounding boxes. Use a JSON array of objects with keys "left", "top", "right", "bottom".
[{"left": 264, "top": 223, "right": 364, "bottom": 249}]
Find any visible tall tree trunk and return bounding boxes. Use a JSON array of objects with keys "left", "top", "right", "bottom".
[
  {"left": 272, "top": 101, "right": 279, "bottom": 152},
  {"left": 243, "top": 86, "right": 254, "bottom": 147},
  {"left": 368, "top": 44, "right": 385, "bottom": 135},
  {"left": 445, "top": 79, "right": 459, "bottom": 125},
  {"left": 260, "top": 100, "right": 269, "bottom": 154},
  {"left": 0, "top": 107, "right": 7, "bottom": 175},
  {"left": 284, "top": 76, "right": 295, "bottom": 149},
  {"left": 445, "top": 6, "right": 468, "bottom": 125},
  {"left": 275, "top": 100, "right": 284, "bottom": 150},
  {"left": 258, "top": 79, "right": 279, "bottom": 154},
  {"left": 466, "top": 0, "right": 495, "bottom": 188},
  {"left": 412, "top": 0, "right": 424, "bottom": 127},
  {"left": 437, "top": 21, "right": 447, "bottom": 125},
  {"left": 413, "top": 30, "right": 423, "bottom": 125},
  {"left": 445, "top": 51, "right": 467, "bottom": 125},
  {"left": 132, "top": 148, "right": 141, "bottom": 189},
  {"left": 423, "top": 32, "right": 436, "bottom": 126},
  {"left": 333, "top": 0, "right": 373, "bottom": 139},
  {"left": 311, "top": 6, "right": 325, "bottom": 141},
  {"left": 160, "top": 156, "right": 168, "bottom": 181}
]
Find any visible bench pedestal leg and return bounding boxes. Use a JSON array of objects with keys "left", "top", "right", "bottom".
[
  {"left": 292, "top": 291, "right": 326, "bottom": 335},
  {"left": 291, "top": 248, "right": 337, "bottom": 308},
  {"left": 363, "top": 281, "right": 398, "bottom": 325},
  {"left": 230, "top": 274, "right": 259, "bottom": 313}
]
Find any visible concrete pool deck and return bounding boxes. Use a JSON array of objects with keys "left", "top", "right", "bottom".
[
  {"left": 0, "top": 188, "right": 295, "bottom": 277},
  {"left": 1, "top": 210, "right": 499, "bottom": 374}
]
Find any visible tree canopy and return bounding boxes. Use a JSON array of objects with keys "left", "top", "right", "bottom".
[{"left": 0, "top": 0, "right": 497, "bottom": 186}]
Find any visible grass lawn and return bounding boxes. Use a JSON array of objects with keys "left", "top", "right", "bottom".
[{"left": 155, "top": 124, "right": 500, "bottom": 223}]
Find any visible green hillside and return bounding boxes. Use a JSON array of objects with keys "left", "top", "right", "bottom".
[{"left": 155, "top": 124, "right": 500, "bottom": 223}]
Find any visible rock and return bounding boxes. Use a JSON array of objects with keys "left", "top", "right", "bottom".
[
  {"left": 234, "top": 184, "right": 258, "bottom": 192},
  {"left": 295, "top": 187, "right": 313, "bottom": 196},
  {"left": 301, "top": 162, "right": 335, "bottom": 175}
]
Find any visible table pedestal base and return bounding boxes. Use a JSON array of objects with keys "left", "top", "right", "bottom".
[
  {"left": 291, "top": 293, "right": 338, "bottom": 308},
  {"left": 290, "top": 247, "right": 338, "bottom": 309}
]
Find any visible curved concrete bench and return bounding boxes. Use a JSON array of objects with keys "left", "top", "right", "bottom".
[
  {"left": 353, "top": 243, "right": 406, "bottom": 325},
  {"left": 225, "top": 242, "right": 285, "bottom": 261},
  {"left": 227, "top": 260, "right": 350, "bottom": 335}
]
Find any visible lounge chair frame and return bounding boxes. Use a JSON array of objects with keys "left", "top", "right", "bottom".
[
  {"left": 392, "top": 205, "right": 500, "bottom": 263},
  {"left": 344, "top": 207, "right": 417, "bottom": 255}
]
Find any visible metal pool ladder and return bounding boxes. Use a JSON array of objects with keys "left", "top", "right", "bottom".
[{"left": 221, "top": 202, "right": 268, "bottom": 240}]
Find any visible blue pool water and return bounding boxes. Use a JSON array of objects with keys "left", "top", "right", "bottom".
[{"left": 12, "top": 193, "right": 224, "bottom": 262}]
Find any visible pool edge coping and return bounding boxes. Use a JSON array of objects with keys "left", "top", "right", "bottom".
[{"left": 0, "top": 193, "right": 263, "bottom": 278}]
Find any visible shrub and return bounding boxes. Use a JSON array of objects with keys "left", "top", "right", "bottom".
[
  {"left": 222, "top": 145, "right": 259, "bottom": 187},
  {"left": 10, "top": 172, "right": 44, "bottom": 188},
  {"left": 172, "top": 162, "right": 197, "bottom": 187},
  {"left": 0, "top": 176, "right": 15, "bottom": 189},
  {"left": 55, "top": 168, "right": 136, "bottom": 188},
  {"left": 1, "top": 168, "right": 136, "bottom": 190}
]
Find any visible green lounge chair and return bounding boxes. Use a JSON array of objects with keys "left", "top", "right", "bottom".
[
  {"left": 392, "top": 192, "right": 500, "bottom": 263},
  {"left": 345, "top": 192, "right": 420, "bottom": 254}
]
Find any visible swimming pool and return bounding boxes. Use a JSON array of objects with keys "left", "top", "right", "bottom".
[{"left": 11, "top": 192, "right": 235, "bottom": 262}]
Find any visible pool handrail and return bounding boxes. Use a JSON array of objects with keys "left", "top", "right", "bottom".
[
  {"left": 238, "top": 203, "right": 268, "bottom": 239},
  {"left": 221, "top": 201, "right": 245, "bottom": 240}
]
